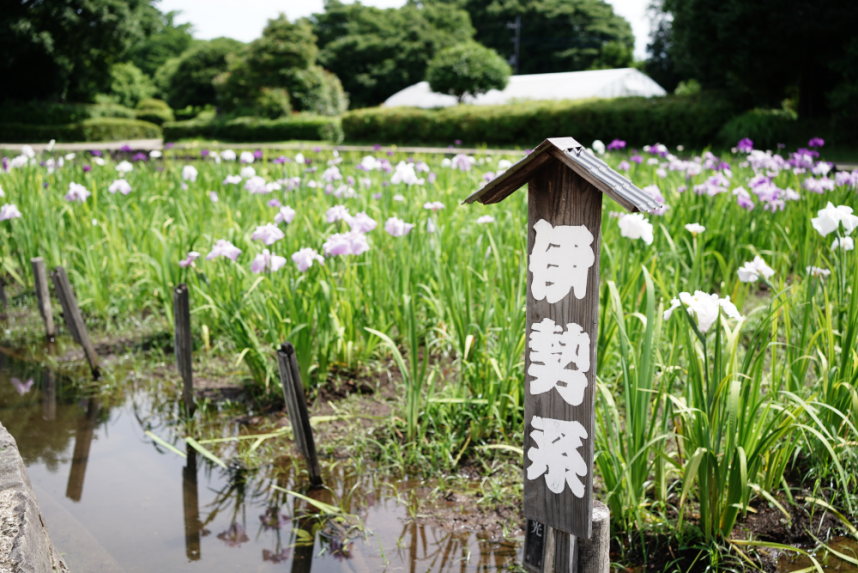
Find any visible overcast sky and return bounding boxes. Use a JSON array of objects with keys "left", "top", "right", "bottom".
[{"left": 157, "top": 0, "right": 653, "bottom": 60}]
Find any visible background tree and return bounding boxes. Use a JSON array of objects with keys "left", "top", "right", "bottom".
[
  {"left": 427, "top": 42, "right": 511, "bottom": 102},
  {"left": 660, "top": 0, "right": 858, "bottom": 118},
  {"left": 429, "top": 0, "right": 633, "bottom": 75},
  {"left": 216, "top": 15, "right": 348, "bottom": 116},
  {"left": 126, "top": 10, "right": 194, "bottom": 78},
  {"left": 0, "top": 0, "right": 153, "bottom": 102},
  {"left": 106, "top": 62, "right": 156, "bottom": 108},
  {"left": 643, "top": 7, "right": 683, "bottom": 94},
  {"left": 155, "top": 37, "right": 244, "bottom": 110},
  {"left": 309, "top": 0, "right": 474, "bottom": 108}
]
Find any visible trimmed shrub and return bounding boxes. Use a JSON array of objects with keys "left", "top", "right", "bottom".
[
  {"left": 0, "top": 102, "right": 136, "bottom": 125},
  {"left": 717, "top": 108, "right": 797, "bottom": 148},
  {"left": 136, "top": 98, "right": 172, "bottom": 111},
  {"left": 163, "top": 115, "right": 342, "bottom": 142},
  {"left": 426, "top": 41, "right": 511, "bottom": 103},
  {"left": 135, "top": 109, "right": 175, "bottom": 125},
  {"left": 342, "top": 93, "right": 737, "bottom": 148},
  {"left": 0, "top": 118, "right": 161, "bottom": 143}
]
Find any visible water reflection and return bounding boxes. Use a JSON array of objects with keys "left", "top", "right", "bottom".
[
  {"left": 0, "top": 354, "right": 522, "bottom": 572},
  {"left": 182, "top": 445, "right": 201, "bottom": 560},
  {"left": 65, "top": 397, "right": 99, "bottom": 501},
  {"left": 42, "top": 369, "right": 56, "bottom": 421}
]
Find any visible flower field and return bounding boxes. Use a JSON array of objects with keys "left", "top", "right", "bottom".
[{"left": 1, "top": 138, "right": 858, "bottom": 562}]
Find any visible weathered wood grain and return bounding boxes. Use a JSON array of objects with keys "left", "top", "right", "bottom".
[
  {"left": 173, "top": 284, "right": 195, "bottom": 416},
  {"left": 31, "top": 257, "right": 55, "bottom": 339},
  {"left": 475, "top": 150, "right": 555, "bottom": 205},
  {"left": 51, "top": 266, "right": 100, "bottom": 379},
  {"left": 277, "top": 342, "right": 323, "bottom": 487},
  {"left": 524, "top": 160, "right": 603, "bottom": 538}
]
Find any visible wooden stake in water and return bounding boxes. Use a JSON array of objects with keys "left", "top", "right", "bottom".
[
  {"left": 51, "top": 266, "right": 100, "bottom": 378},
  {"left": 173, "top": 284, "right": 195, "bottom": 416},
  {"left": 31, "top": 257, "right": 55, "bottom": 339},
  {"left": 276, "top": 342, "right": 322, "bottom": 487}
]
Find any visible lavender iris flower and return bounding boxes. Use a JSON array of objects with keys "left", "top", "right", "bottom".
[
  {"left": 207, "top": 240, "right": 241, "bottom": 261},
  {"left": 275, "top": 206, "right": 296, "bottom": 225},
  {"left": 251, "top": 223, "right": 285, "bottom": 246},
  {"left": 292, "top": 248, "right": 324, "bottom": 272},
  {"left": 179, "top": 252, "right": 200, "bottom": 267},
  {"left": 251, "top": 249, "right": 286, "bottom": 273}
]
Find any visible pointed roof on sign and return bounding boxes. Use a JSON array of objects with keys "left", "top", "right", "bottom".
[{"left": 463, "top": 137, "right": 660, "bottom": 213}]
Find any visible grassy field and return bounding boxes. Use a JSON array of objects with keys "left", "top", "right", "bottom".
[{"left": 1, "top": 140, "right": 857, "bottom": 569}]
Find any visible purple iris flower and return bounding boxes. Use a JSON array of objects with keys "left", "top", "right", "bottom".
[
  {"left": 254, "top": 149, "right": 263, "bottom": 159},
  {"left": 201, "top": 149, "right": 210, "bottom": 157},
  {"left": 737, "top": 138, "right": 754, "bottom": 153},
  {"left": 808, "top": 137, "right": 825, "bottom": 148},
  {"left": 607, "top": 139, "right": 626, "bottom": 151},
  {"left": 165, "top": 142, "right": 175, "bottom": 149},
  {"left": 454, "top": 139, "right": 462, "bottom": 145},
  {"left": 132, "top": 153, "right": 147, "bottom": 161},
  {"left": 373, "top": 144, "right": 382, "bottom": 151},
  {"left": 630, "top": 154, "right": 643, "bottom": 164},
  {"left": 90, "top": 150, "right": 102, "bottom": 157},
  {"left": 313, "top": 147, "right": 321, "bottom": 153},
  {"left": 386, "top": 150, "right": 394, "bottom": 156},
  {"left": 83, "top": 165, "right": 91, "bottom": 172},
  {"left": 120, "top": 145, "right": 133, "bottom": 152},
  {"left": 273, "top": 156, "right": 286, "bottom": 164}
]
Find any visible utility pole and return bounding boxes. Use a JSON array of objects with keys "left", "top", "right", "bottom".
[{"left": 507, "top": 15, "right": 521, "bottom": 74}]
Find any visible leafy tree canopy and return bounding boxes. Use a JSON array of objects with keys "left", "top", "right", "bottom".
[
  {"left": 106, "top": 62, "right": 155, "bottom": 108},
  {"left": 155, "top": 37, "right": 244, "bottom": 110},
  {"left": 429, "top": 0, "right": 634, "bottom": 75},
  {"left": 427, "top": 42, "right": 511, "bottom": 102},
  {"left": 126, "top": 10, "right": 194, "bottom": 77},
  {"left": 216, "top": 15, "right": 348, "bottom": 116},
  {"left": 0, "top": 0, "right": 155, "bottom": 102},
  {"left": 660, "top": 0, "right": 858, "bottom": 118},
  {"left": 309, "top": 0, "right": 475, "bottom": 108}
]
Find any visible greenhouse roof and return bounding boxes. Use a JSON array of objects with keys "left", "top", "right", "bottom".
[{"left": 383, "top": 68, "right": 667, "bottom": 109}]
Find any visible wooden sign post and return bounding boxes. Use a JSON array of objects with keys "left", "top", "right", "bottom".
[{"left": 465, "top": 137, "right": 657, "bottom": 570}]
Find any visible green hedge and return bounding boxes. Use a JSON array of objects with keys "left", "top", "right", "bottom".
[
  {"left": 0, "top": 102, "right": 136, "bottom": 125},
  {"left": 342, "top": 93, "right": 737, "bottom": 148},
  {"left": 135, "top": 109, "right": 175, "bottom": 125},
  {"left": 0, "top": 118, "right": 162, "bottom": 143},
  {"left": 163, "top": 115, "right": 343, "bottom": 142}
]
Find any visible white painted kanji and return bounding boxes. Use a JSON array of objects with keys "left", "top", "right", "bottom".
[
  {"left": 528, "top": 318, "right": 590, "bottom": 406},
  {"left": 526, "top": 416, "right": 588, "bottom": 496},
  {"left": 529, "top": 219, "right": 595, "bottom": 303}
]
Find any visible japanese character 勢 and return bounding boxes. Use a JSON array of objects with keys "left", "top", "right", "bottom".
[{"left": 528, "top": 318, "right": 590, "bottom": 406}]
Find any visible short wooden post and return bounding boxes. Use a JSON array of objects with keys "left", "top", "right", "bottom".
[
  {"left": 524, "top": 502, "right": 610, "bottom": 573},
  {"left": 173, "top": 284, "right": 194, "bottom": 416},
  {"left": 51, "top": 266, "right": 100, "bottom": 378},
  {"left": 31, "top": 258, "right": 55, "bottom": 339},
  {"left": 276, "top": 341, "right": 322, "bottom": 487}
]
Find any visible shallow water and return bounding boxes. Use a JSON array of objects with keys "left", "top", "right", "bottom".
[
  {"left": 778, "top": 537, "right": 858, "bottom": 573},
  {"left": 0, "top": 355, "right": 521, "bottom": 573}
]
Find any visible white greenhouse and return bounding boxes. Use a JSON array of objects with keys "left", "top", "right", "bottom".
[{"left": 382, "top": 67, "right": 667, "bottom": 109}]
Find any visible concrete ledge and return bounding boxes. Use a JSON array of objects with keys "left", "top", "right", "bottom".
[{"left": 0, "top": 421, "right": 69, "bottom": 573}]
